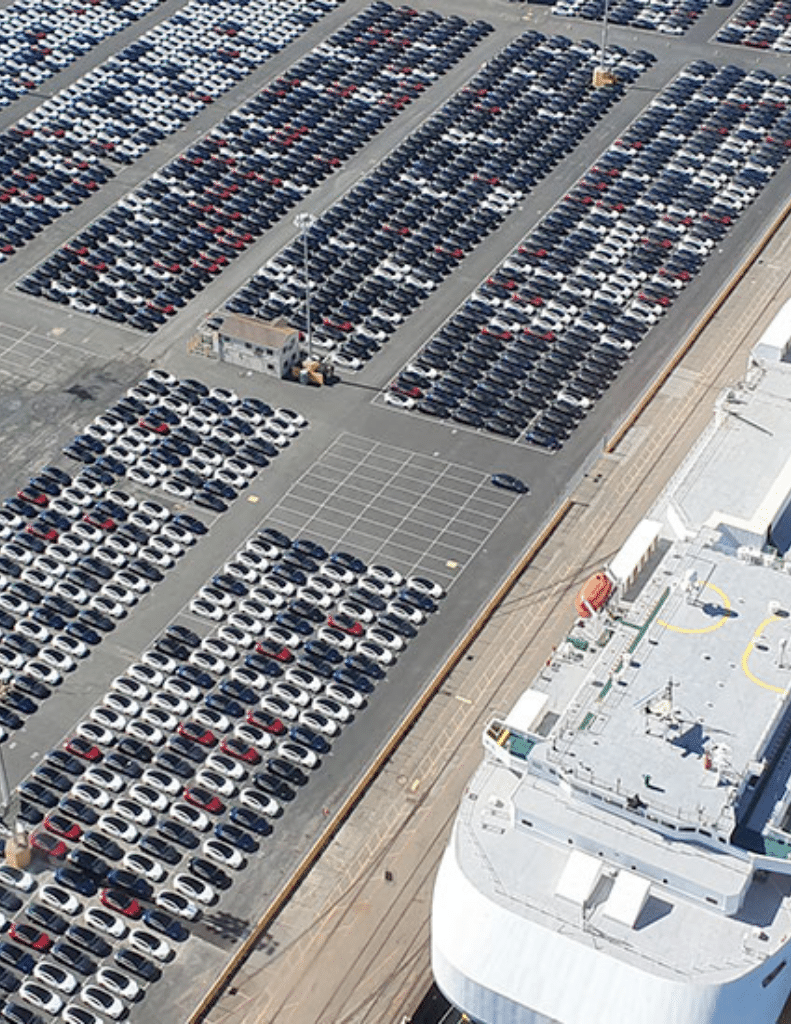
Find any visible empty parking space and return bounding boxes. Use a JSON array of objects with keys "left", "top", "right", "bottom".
[{"left": 264, "top": 434, "right": 520, "bottom": 590}]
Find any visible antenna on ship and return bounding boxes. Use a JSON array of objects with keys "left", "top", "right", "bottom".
[{"left": 637, "top": 678, "right": 682, "bottom": 735}]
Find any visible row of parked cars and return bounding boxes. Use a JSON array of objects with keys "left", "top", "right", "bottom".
[
  {"left": 61, "top": 372, "right": 308, "bottom": 510},
  {"left": 382, "top": 61, "right": 791, "bottom": 451},
  {"left": 224, "top": 33, "right": 651, "bottom": 369},
  {"left": 18, "top": 3, "right": 490, "bottom": 328},
  {"left": 717, "top": 0, "right": 791, "bottom": 50},
  {"left": 0, "top": 0, "right": 336, "bottom": 259},
  {"left": 0, "top": 514, "right": 442, "bottom": 1022},
  {"left": 0, "top": 369, "right": 309, "bottom": 751},
  {"left": 0, "top": 0, "right": 164, "bottom": 110},
  {"left": 551, "top": 0, "right": 715, "bottom": 35}
]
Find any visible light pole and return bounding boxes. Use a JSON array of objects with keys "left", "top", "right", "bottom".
[
  {"left": 598, "top": 0, "right": 610, "bottom": 81},
  {"left": 294, "top": 212, "right": 316, "bottom": 364}
]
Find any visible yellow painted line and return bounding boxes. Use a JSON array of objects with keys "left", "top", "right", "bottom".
[
  {"left": 658, "top": 581, "right": 731, "bottom": 635},
  {"left": 742, "top": 614, "right": 786, "bottom": 694}
]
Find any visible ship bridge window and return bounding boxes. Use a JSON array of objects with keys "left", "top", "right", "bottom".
[{"left": 763, "top": 961, "right": 786, "bottom": 988}]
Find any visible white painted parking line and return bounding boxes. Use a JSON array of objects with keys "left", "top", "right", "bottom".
[{"left": 265, "top": 433, "right": 520, "bottom": 588}]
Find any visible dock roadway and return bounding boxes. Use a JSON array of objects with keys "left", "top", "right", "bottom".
[{"left": 195, "top": 118, "right": 791, "bottom": 1024}]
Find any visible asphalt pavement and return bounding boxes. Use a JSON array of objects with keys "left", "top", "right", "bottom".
[{"left": 0, "top": 0, "right": 789, "bottom": 1020}]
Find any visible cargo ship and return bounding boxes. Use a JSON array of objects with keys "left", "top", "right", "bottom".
[{"left": 432, "top": 301, "right": 791, "bottom": 1024}]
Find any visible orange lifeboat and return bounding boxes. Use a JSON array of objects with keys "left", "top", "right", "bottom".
[{"left": 575, "top": 573, "right": 613, "bottom": 618}]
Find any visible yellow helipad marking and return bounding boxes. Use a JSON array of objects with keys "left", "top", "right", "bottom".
[
  {"left": 742, "top": 614, "right": 786, "bottom": 693},
  {"left": 658, "top": 581, "right": 731, "bottom": 634},
  {"left": 247, "top": 495, "right": 259, "bottom": 503}
]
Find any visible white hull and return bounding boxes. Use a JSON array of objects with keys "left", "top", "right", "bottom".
[{"left": 433, "top": 843, "right": 791, "bottom": 1024}]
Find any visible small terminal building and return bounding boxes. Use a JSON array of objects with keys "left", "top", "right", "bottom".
[{"left": 189, "top": 313, "right": 301, "bottom": 379}]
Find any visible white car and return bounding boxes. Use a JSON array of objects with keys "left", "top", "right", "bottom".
[
  {"left": 271, "top": 681, "right": 311, "bottom": 708},
  {"left": 239, "top": 787, "right": 280, "bottom": 817},
  {"left": 20, "top": 980, "right": 64, "bottom": 1016},
  {"left": 90, "top": 594, "right": 126, "bottom": 619},
  {"left": 169, "top": 802, "right": 210, "bottom": 832},
  {"left": 384, "top": 392, "right": 416, "bottom": 410},
  {"left": 140, "top": 650, "right": 176, "bottom": 675},
  {"left": 155, "top": 889, "right": 201, "bottom": 920},
  {"left": 316, "top": 564, "right": 354, "bottom": 585},
  {"left": 284, "top": 667, "right": 324, "bottom": 694},
  {"left": 122, "top": 849, "right": 167, "bottom": 883},
  {"left": 39, "top": 647, "right": 77, "bottom": 672},
  {"left": 173, "top": 873, "right": 217, "bottom": 906},
  {"left": 125, "top": 719, "right": 164, "bottom": 746},
  {"left": 198, "top": 586, "right": 234, "bottom": 609},
  {"left": 33, "top": 959, "right": 78, "bottom": 994},
  {"left": 111, "top": 676, "right": 150, "bottom": 701},
  {"left": 147, "top": 534, "right": 182, "bottom": 559},
  {"left": 76, "top": 721, "right": 116, "bottom": 747},
  {"left": 140, "top": 546, "right": 173, "bottom": 570},
  {"left": 51, "top": 634, "right": 89, "bottom": 659},
  {"left": 112, "top": 797, "right": 155, "bottom": 827},
  {"left": 139, "top": 499, "right": 171, "bottom": 521},
  {"left": 260, "top": 695, "right": 299, "bottom": 721},
  {"left": 127, "top": 784, "right": 171, "bottom": 815},
  {"left": 233, "top": 722, "right": 274, "bottom": 750},
  {"left": 406, "top": 575, "right": 445, "bottom": 599},
  {"left": 162, "top": 522, "right": 197, "bottom": 546},
  {"left": 95, "top": 966, "right": 141, "bottom": 1002},
  {"left": 304, "top": 575, "right": 341, "bottom": 599},
  {"left": 357, "top": 576, "right": 395, "bottom": 600},
  {"left": 85, "top": 906, "right": 128, "bottom": 940},
  {"left": 149, "top": 691, "right": 188, "bottom": 716},
  {"left": 298, "top": 708, "right": 340, "bottom": 737},
  {"left": 189, "top": 649, "right": 227, "bottom": 675},
  {"left": 202, "top": 837, "right": 244, "bottom": 870},
  {"left": 365, "top": 564, "right": 404, "bottom": 587},
  {"left": 189, "top": 598, "right": 225, "bottom": 621},
  {"left": 355, "top": 639, "right": 395, "bottom": 666},
  {"left": 365, "top": 625, "right": 405, "bottom": 652},
  {"left": 129, "top": 929, "right": 172, "bottom": 962},
  {"left": 218, "top": 624, "right": 255, "bottom": 650},
  {"left": 0, "top": 865, "right": 34, "bottom": 892},
  {"left": 127, "top": 663, "right": 163, "bottom": 687},
  {"left": 39, "top": 884, "right": 81, "bottom": 916},
  {"left": 80, "top": 984, "right": 126, "bottom": 1020},
  {"left": 199, "top": 636, "right": 238, "bottom": 662},
  {"left": 101, "top": 581, "right": 137, "bottom": 606},
  {"left": 277, "top": 739, "right": 319, "bottom": 770},
  {"left": 205, "top": 752, "right": 248, "bottom": 781},
  {"left": 89, "top": 706, "right": 127, "bottom": 732},
  {"left": 141, "top": 768, "right": 181, "bottom": 796},
  {"left": 70, "top": 782, "right": 111, "bottom": 809},
  {"left": 275, "top": 406, "right": 307, "bottom": 428},
  {"left": 265, "top": 624, "right": 302, "bottom": 649},
  {"left": 97, "top": 814, "right": 139, "bottom": 844},
  {"left": 237, "top": 599, "right": 274, "bottom": 623},
  {"left": 316, "top": 627, "right": 354, "bottom": 651},
  {"left": 386, "top": 601, "right": 425, "bottom": 625},
  {"left": 140, "top": 706, "right": 177, "bottom": 732},
  {"left": 191, "top": 707, "right": 231, "bottom": 734},
  {"left": 84, "top": 767, "right": 125, "bottom": 793},
  {"left": 337, "top": 599, "right": 376, "bottom": 624},
  {"left": 162, "top": 677, "right": 199, "bottom": 701},
  {"left": 296, "top": 585, "right": 333, "bottom": 610},
  {"left": 324, "top": 683, "right": 366, "bottom": 710}
]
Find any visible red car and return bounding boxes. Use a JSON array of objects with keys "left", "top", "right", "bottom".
[
  {"left": 100, "top": 889, "right": 142, "bottom": 919},
  {"left": 177, "top": 722, "right": 216, "bottom": 746},
  {"left": 220, "top": 737, "right": 261, "bottom": 764},
  {"left": 16, "top": 487, "right": 48, "bottom": 507},
  {"left": 44, "top": 814, "right": 82, "bottom": 841},
  {"left": 245, "top": 709, "right": 286, "bottom": 735},
  {"left": 389, "top": 382, "right": 421, "bottom": 399},
  {"left": 30, "top": 833, "right": 67, "bottom": 859},
  {"left": 83, "top": 512, "right": 115, "bottom": 531},
  {"left": 26, "top": 523, "right": 58, "bottom": 542},
  {"left": 255, "top": 642, "right": 292, "bottom": 663},
  {"left": 65, "top": 737, "right": 102, "bottom": 761},
  {"left": 327, "top": 613, "right": 363, "bottom": 637},
  {"left": 9, "top": 923, "right": 52, "bottom": 951},
  {"left": 183, "top": 787, "right": 224, "bottom": 814},
  {"left": 138, "top": 417, "right": 169, "bottom": 435}
]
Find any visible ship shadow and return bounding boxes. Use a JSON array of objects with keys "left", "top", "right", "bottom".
[{"left": 634, "top": 895, "right": 672, "bottom": 930}]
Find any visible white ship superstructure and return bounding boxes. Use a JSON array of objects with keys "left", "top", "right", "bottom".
[{"left": 432, "top": 299, "right": 791, "bottom": 1024}]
